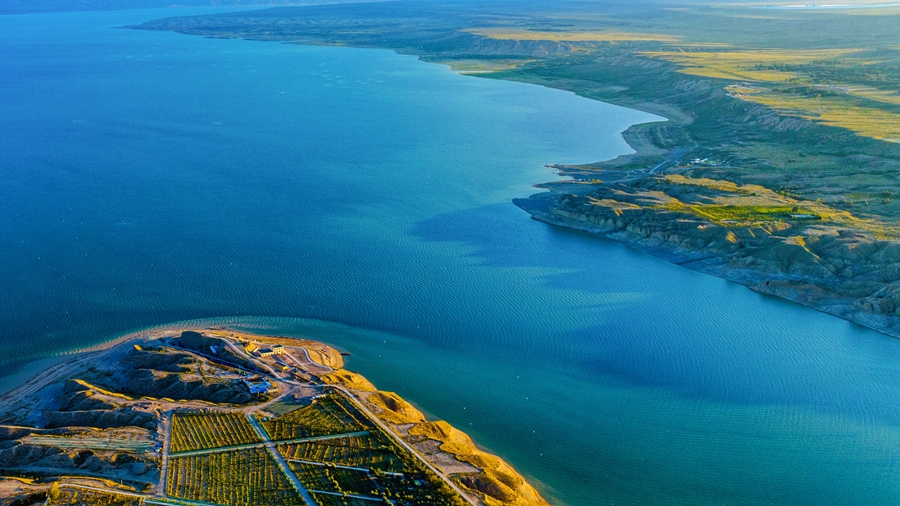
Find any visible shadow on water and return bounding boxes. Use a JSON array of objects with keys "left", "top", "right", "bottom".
[
  {"left": 411, "top": 201, "right": 665, "bottom": 291},
  {"left": 413, "top": 202, "right": 900, "bottom": 425}
]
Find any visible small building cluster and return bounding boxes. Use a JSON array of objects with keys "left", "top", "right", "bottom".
[
  {"left": 259, "top": 344, "right": 285, "bottom": 357},
  {"left": 243, "top": 342, "right": 285, "bottom": 357},
  {"left": 242, "top": 376, "right": 275, "bottom": 395}
]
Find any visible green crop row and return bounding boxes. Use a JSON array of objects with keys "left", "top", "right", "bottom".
[
  {"left": 280, "top": 435, "right": 405, "bottom": 473},
  {"left": 262, "top": 395, "right": 369, "bottom": 440},
  {"left": 170, "top": 411, "right": 262, "bottom": 453},
  {"left": 166, "top": 448, "right": 304, "bottom": 506}
]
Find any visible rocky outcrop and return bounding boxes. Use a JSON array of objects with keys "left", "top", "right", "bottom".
[
  {"left": 43, "top": 408, "right": 156, "bottom": 430},
  {"left": 112, "top": 369, "right": 252, "bottom": 404}
]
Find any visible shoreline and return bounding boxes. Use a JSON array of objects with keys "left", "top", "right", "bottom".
[
  {"left": 0, "top": 326, "right": 549, "bottom": 506},
  {"left": 494, "top": 67, "right": 900, "bottom": 343},
  {"left": 515, "top": 191, "right": 900, "bottom": 341},
  {"left": 126, "top": 0, "right": 900, "bottom": 349},
  {"left": 0, "top": 320, "right": 234, "bottom": 397},
  {"left": 366, "top": 41, "right": 900, "bottom": 342}
]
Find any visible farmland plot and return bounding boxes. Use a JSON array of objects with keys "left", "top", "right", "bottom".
[
  {"left": 262, "top": 395, "right": 369, "bottom": 440},
  {"left": 280, "top": 434, "right": 406, "bottom": 473},
  {"left": 166, "top": 447, "right": 304, "bottom": 506},
  {"left": 170, "top": 411, "right": 262, "bottom": 452}
]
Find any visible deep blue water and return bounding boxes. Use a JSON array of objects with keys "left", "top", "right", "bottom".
[{"left": 3, "top": 8, "right": 900, "bottom": 506}]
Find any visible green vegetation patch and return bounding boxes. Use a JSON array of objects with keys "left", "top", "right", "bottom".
[
  {"left": 266, "top": 398, "right": 306, "bottom": 417},
  {"left": 292, "top": 463, "right": 380, "bottom": 497},
  {"left": 376, "top": 472, "right": 468, "bottom": 506},
  {"left": 261, "top": 395, "right": 370, "bottom": 440},
  {"left": 166, "top": 448, "right": 304, "bottom": 506},
  {"left": 170, "top": 412, "right": 262, "bottom": 453},
  {"left": 280, "top": 434, "right": 406, "bottom": 473},
  {"left": 309, "top": 492, "right": 382, "bottom": 506},
  {"left": 298, "top": 463, "right": 467, "bottom": 506},
  {"left": 689, "top": 205, "right": 821, "bottom": 224},
  {"left": 48, "top": 487, "right": 141, "bottom": 506}
]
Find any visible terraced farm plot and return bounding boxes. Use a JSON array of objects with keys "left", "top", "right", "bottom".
[
  {"left": 166, "top": 448, "right": 304, "bottom": 506},
  {"left": 262, "top": 395, "right": 369, "bottom": 440},
  {"left": 170, "top": 412, "right": 262, "bottom": 453},
  {"left": 291, "top": 462, "right": 380, "bottom": 497},
  {"left": 280, "top": 434, "right": 406, "bottom": 473}
]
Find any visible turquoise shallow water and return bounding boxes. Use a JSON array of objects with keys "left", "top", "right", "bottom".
[{"left": 3, "top": 8, "right": 900, "bottom": 506}]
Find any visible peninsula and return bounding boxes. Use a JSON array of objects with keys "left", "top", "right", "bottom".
[
  {"left": 0, "top": 329, "right": 547, "bottom": 506},
  {"left": 133, "top": 0, "right": 900, "bottom": 338}
]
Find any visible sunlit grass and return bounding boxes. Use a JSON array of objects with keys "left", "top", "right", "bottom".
[
  {"left": 689, "top": 205, "right": 818, "bottom": 223},
  {"left": 639, "top": 48, "right": 900, "bottom": 142},
  {"left": 642, "top": 48, "right": 859, "bottom": 82},
  {"left": 660, "top": 175, "right": 899, "bottom": 236},
  {"left": 465, "top": 28, "right": 681, "bottom": 42},
  {"left": 838, "top": 85, "right": 900, "bottom": 107},
  {"left": 434, "top": 58, "right": 533, "bottom": 73},
  {"left": 736, "top": 90, "right": 900, "bottom": 141}
]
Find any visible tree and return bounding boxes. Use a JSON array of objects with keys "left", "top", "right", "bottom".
[{"left": 49, "top": 482, "right": 60, "bottom": 501}]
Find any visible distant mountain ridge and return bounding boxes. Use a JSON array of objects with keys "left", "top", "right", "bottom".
[{"left": 0, "top": 0, "right": 366, "bottom": 15}]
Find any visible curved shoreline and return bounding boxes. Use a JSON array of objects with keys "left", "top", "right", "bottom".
[
  {"left": 125, "top": 0, "right": 900, "bottom": 346},
  {"left": 0, "top": 325, "right": 549, "bottom": 506},
  {"left": 516, "top": 196, "right": 900, "bottom": 339},
  {"left": 512, "top": 112, "right": 900, "bottom": 341}
]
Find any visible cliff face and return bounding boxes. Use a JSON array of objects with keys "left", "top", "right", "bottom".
[{"left": 516, "top": 172, "right": 900, "bottom": 337}]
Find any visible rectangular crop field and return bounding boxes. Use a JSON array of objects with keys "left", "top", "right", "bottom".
[
  {"left": 262, "top": 395, "right": 371, "bottom": 440},
  {"left": 170, "top": 411, "right": 262, "bottom": 453},
  {"left": 280, "top": 434, "right": 406, "bottom": 473},
  {"left": 266, "top": 398, "right": 305, "bottom": 416},
  {"left": 166, "top": 447, "right": 304, "bottom": 506},
  {"left": 310, "top": 492, "right": 380, "bottom": 506},
  {"left": 291, "top": 462, "right": 380, "bottom": 497},
  {"left": 378, "top": 472, "right": 469, "bottom": 506}
]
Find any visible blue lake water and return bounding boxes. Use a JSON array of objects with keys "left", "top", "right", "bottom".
[{"left": 3, "top": 8, "right": 900, "bottom": 506}]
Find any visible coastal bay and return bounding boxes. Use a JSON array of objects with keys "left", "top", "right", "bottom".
[
  {"left": 136, "top": 1, "right": 900, "bottom": 339},
  {"left": 4, "top": 6, "right": 900, "bottom": 506}
]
